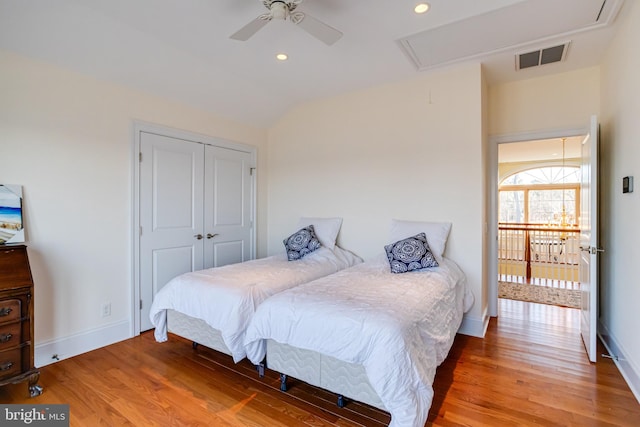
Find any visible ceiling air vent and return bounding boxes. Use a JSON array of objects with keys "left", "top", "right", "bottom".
[{"left": 516, "top": 42, "right": 570, "bottom": 70}]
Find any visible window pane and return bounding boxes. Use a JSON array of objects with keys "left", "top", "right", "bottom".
[
  {"left": 499, "top": 191, "right": 524, "bottom": 223},
  {"left": 501, "top": 167, "right": 580, "bottom": 185},
  {"left": 528, "top": 189, "right": 576, "bottom": 224}
]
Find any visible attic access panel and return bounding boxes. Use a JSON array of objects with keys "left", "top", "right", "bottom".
[{"left": 398, "top": 0, "right": 622, "bottom": 70}]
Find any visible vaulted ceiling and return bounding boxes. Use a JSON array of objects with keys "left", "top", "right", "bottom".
[{"left": 0, "top": 0, "right": 626, "bottom": 127}]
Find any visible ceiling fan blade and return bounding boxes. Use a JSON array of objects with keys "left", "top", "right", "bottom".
[
  {"left": 230, "top": 16, "right": 271, "bottom": 41},
  {"left": 294, "top": 13, "right": 342, "bottom": 46}
]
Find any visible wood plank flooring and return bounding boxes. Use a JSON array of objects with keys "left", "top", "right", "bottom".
[{"left": 2, "top": 299, "right": 639, "bottom": 426}]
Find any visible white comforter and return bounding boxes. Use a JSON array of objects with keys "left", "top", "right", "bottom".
[
  {"left": 244, "top": 255, "right": 470, "bottom": 427},
  {"left": 149, "top": 246, "right": 362, "bottom": 362}
]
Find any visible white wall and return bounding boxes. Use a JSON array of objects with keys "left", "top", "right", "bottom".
[
  {"left": 0, "top": 50, "right": 268, "bottom": 364},
  {"left": 266, "top": 63, "right": 487, "bottom": 336},
  {"left": 489, "top": 66, "right": 600, "bottom": 136},
  {"left": 599, "top": 0, "right": 640, "bottom": 400}
]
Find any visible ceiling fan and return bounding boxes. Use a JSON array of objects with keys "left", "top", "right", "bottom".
[{"left": 230, "top": 0, "right": 343, "bottom": 46}]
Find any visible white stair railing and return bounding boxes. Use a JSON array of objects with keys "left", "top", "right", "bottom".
[{"left": 498, "top": 223, "right": 580, "bottom": 289}]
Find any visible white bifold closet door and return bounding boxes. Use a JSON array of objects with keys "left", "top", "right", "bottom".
[{"left": 139, "top": 131, "right": 253, "bottom": 332}]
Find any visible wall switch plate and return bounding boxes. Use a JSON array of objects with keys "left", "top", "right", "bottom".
[{"left": 623, "top": 176, "right": 633, "bottom": 193}]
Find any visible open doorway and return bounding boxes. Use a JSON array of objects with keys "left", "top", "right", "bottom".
[
  {"left": 497, "top": 137, "right": 583, "bottom": 308},
  {"left": 489, "top": 118, "right": 600, "bottom": 362},
  {"left": 488, "top": 130, "right": 588, "bottom": 319}
]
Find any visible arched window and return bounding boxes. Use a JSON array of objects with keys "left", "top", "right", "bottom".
[{"left": 499, "top": 166, "right": 580, "bottom": 225}]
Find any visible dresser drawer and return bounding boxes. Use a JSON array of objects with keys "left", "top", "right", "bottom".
[
  {"left": 0, "top": 299, "right": 21, "bottom": 324},
  {"left": 0, "top": 347, "right": 21, "bottom": 380},
  {"left": 0, "top": 322, "right": 21, "bottom": 351}
]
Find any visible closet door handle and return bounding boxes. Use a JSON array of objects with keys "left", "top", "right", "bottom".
[
  {"left": 206, "top": 233, "right": 218, "bottom": 239},
  {"left": 194, "top": 234, "right": 203, "bottom": 240}
]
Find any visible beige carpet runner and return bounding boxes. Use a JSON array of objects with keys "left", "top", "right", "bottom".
[{"left": 499, "top": 281, "right": 581, "bottom": 308}]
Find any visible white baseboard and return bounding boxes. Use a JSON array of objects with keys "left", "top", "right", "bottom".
[
  {"left": 35, "top": 320, "right": 131, "bottom": 368},
  {"left": 458, "top": 308, "right": 489, "bottom": 338},
  {"left": 598, "top": 320, "right": 640, "bottom": 404}
]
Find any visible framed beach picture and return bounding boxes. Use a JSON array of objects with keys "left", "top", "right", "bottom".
[{"left": 0, "top": 184, "right": 24, "bottom": 244}]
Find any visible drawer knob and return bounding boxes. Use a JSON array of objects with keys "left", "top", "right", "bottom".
[
  {"left": 0, "top": 307, "right": 13, "bottom": 317},
  {"left": 0, "top": 361, "right": 14, "bottom": 371},
  {"left": 0, "top": 333, "right": 12, "bottom": 343}
]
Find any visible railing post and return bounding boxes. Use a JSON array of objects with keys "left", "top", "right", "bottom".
[{"left": 525, "top": 229, "right": 531, "bottom": 282}]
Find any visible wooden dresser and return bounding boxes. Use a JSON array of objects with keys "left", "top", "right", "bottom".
[{"left": 0, "top": 244, "right": 42, "bottom": 397}]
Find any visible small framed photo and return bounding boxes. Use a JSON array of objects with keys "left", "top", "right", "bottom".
[{"left": 0, "top": 184, "right": 24, "bottom": 244}]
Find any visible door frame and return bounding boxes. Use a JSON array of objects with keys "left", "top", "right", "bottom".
[
  {"left": 488, "top": 126, "right": 588, "bottom": 317},
  {"left": 130, "top": 121, "right": 257, "bottom": 336}
]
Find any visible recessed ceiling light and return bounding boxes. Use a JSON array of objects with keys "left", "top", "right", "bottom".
[
  {"left": 276, "top": 53, "right": 288, "bottom": 61},
  {"left": 414, "top": 3, "right": 430, "bottom": 14}
]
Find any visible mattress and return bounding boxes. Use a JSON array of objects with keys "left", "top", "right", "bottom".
[{"left": 150, "top": 245, "right": 362, "bottom": 362}]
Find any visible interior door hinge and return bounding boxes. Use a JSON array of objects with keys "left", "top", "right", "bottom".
[
  {"left": 139, "top": 226, "right": 142, "bottom": 236},
  {"left": 139, "top": 152, "right": 142, "bottom": 162},
  {"left": 140, "top": 299, "right": 143, "bottom": 310}
]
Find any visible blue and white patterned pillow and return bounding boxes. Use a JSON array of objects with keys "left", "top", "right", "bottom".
[
  {"left": 384, "top": 232, "right": 439, "bottom": 273},
  {"left": 283, "top": 225, "right": 322, "bottom": 261}
]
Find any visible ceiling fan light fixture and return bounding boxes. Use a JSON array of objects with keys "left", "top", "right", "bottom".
[
  {"left": 230, "top": 0, "right": 342, "bottom": 46},
  {"left": 271, "top": 2, "right": 288, "bottom": 20},
  {"left": 276, "top": 53, "right": 288, "bottom": 61},
  {"left": 414, "top": 3, "right": 430, "bottom": 14}
]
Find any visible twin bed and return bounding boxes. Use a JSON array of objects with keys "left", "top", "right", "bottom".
[
  {"left": 149, "top": 218, "right": 473, "bottom": 427},
  {"left": 150, "top": 217, "right": 361, "bottom": 362}
]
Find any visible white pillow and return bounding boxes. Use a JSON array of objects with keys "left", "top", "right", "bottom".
[
  {"left": 296, "top": 217, "right": 343, "bottom": 250},
  {"left": 388, "top": 219, "right": 452, "bottom": 261}
]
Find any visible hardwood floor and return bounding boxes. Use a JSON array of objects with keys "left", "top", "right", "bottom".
[{"left": 2, "top": 299, "right": 639, "bottom": 426}]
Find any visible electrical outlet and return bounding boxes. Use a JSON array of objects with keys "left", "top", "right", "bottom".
[{"left": 101, "top": 302, "right": 111, "bottom": 317}]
